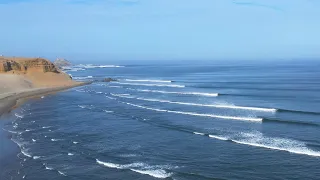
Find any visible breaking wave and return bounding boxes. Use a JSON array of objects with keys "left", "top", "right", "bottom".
[
  {"left": 115, "top": 95, "right": 276, "bottom": 113},
  {"left": 113, "top": 82, "right": 184, "bottom": 88},
  {"left": 73, "top": 76, "right": 93, "bottom": 80},
  {"left": 43, "top": 163, "right": 54, "bottom": 170},
  {"left": 74, "top": 64, "right": 124, "bottom": 69},
  {"left": 193, "top": 132, "right": 205, "bottom": 136},
  {"left": 133, "top": 89, "right": 218, "bottom": 97},
  {"left": 51, "top": 139, "right": 63, "bottom": 142},
  {"left": 58, "top": 171, "right": 67, "bottom": 176},
  {"left": 193, "top": 131, "right": 320, "bottom": 157},
  {"left": 96, "top": 159, "right": 172, "bottom": 179},
  {"left": 124, "top": 102, "right": 262, "bottom": 122},
  {"left": 124, "top": 79, "right": 172, "bottom": 83},
  {"left": 33, "top": 156, "right": 42, "bottom": 160},
  {"left": 15, "top": 113, "right": 24, "bottom": 118},
  {"left": 21, "top": 149, "right": 32, "bottom": 158}
]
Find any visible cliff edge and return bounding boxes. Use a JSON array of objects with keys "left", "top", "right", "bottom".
[{"left": 0, "top": 57, "right": 77, "bottom": 87}]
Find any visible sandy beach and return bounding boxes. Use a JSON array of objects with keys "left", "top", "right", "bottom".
[
  {"left": 0, "top": 57, "right": 89, "bottom": 116},
  {"left": 0, "top": 57, "right": 90, "bottom": 175}
]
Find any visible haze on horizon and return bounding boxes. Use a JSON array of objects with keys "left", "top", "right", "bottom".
[{"left": 0, "top": 0, "right": 319, "bottom": 61}]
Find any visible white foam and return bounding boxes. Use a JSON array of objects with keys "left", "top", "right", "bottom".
[
  {"left": 25, "top": 129, "right": 31, "bottom": 132},
  {"left": 41, "top": 96, "right": 45, "bottom": 99},
  {"left": 108, "top": 85, "right": 122, "bottom": 88},
  {"left": 15, "top": 113, "right": 24, "bottom": 118},
  {"left": 22, "top": 175, "right": 25, "bottom": 179},
  {"left": 21, "top": 150, "right": 32, "bottom": 158},
  {"left": 124, "top": 79, "right": 172, "bottom": 83},
  {"left": 58, "top": 171, "right": 67, "bottom": 176},
  {"left": 76, "top": 89, "right": 86, "bottom": 92},
  {"left": 68, "top": 153, "right": 74, "bottom": 156},
  {"left": 96, "top": 159, "right": 172, "bottom": 178},
  {"left": 193, "top": 132, "right": 205, "bottom": 136},
  {"left": 78, "top": 105, "right": 86, "bottom": 109},
  {"left": 96, "top": 159, "right": 122, "bottom": 169},
  {"left": 51, "top": 139, "right": 62, "bottom": 142},
  {"left": 106, "top": 96, "right": 117, "bottom": 100},
  {"left": 42, "top": 126, "right": 51, "bottom": 129},
  {"left": 75, "top": 64, "right": 124, "bottom": 69},
  {"left": 73, "top": 76, "right": 93, "bottom": 80},
  {"left": 45, "top": 165, "right": 54, "bottom": 170},
  {"left": 124, "top": 102, "right": 262, "bottom": 122},
  {"left": 135, "top": 89, "right": 218, "bottom": 97},
  {"left": 208, "top": 135, "right": 229, "bottom": 141},
  {"left": 231, "top": 132, "right": 320, "bottom": 157},
  {"left": 131, "top": 97, "right": 275, "bottom": 112},
  {"left": 33, "top": 156, "right": 41, "bottom": 159},
  {"left": 8, "top": 130, "right": 19, "bottom": 134},
  {"left": 103, "top": 110, "right": 113, "bottom": 113},
  {"left": 63, "top": 67, "right": 86, "bottom": 72},
  {"left": 11, "top": 138, "right": 24, "bottom": 148},
  {"left": 113, "top": 82, "right": 184, "bottom": 88},
  {"left": 73, "top": 141, "right": 79, "bottom": 144},
  {"left": 32, "top": 139, "right": 36, "bottom": 142},
  {"left": 111, "top": 93, "right": 134, "bottom": 98},
  {"left": 78, "top": 105, "right": 94, "bottom": 109},
  {"left": 130, "top": 169, "right": 172, "bottom": 179}
]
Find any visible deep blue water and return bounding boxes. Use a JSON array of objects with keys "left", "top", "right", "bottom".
[{"left": 1, "top": 60, "right": 320, "bottom": 180}]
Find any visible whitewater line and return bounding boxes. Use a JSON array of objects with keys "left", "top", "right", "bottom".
[
  {"left": 124, "top": 102, "right": 262, "bottom": 122},
  {"left": 111, "top": 94, "right": 276, "bottom": 112},
  {"left": 133, "top": 89, "right": 218, "bottom": 97},
  {"left": 192, "top": 131, "right": 320, "bottom": 157},
  {"left": 112, "top": 82, "right": 185, "bottom": 88},
  {"left": 124, "top": 79, "right": 172, "bottom": 83}
]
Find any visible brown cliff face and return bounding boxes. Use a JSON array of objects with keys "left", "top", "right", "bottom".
[{"left": 0, "top": 57, "right": 59, "bottom": 73}]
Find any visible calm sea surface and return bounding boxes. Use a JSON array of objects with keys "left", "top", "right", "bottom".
[{"left": 1, "top": 60, "right": 320, "bottom": 180}]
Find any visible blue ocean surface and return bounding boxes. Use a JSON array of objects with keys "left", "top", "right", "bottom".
[{"left": 1, "top": 60, "right": 320, "bottom": 180}]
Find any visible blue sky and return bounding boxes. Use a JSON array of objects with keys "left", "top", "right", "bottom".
[{"left": 0, "top": 0, "right": 319, "bottom": 61}]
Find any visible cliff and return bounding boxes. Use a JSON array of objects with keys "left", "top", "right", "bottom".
[
  {"left": 0, "top": 57, "right": 76, "bottom": 87},
  {"left": 0, "top": 57, "right": 59, "bottom": 73}
]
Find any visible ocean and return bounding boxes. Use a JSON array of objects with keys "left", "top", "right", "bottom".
[{"left": 1, "top": 60, "right": 320, "bottom": 180}]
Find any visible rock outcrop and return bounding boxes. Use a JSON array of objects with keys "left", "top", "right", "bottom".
[
  {"left": 53, "top": 58, "right": 72, "bottom": 68},
  {"left": 0, "top": 57, "right": 59, "bottom": 73},
  {"left": 102, "top": 78, "right": 118, "bottom": 82}
]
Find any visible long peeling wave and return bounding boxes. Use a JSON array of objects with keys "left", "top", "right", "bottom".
[
  {"left": 112, "top": 94, "right": 276, "bottom": 113},
  {"left": 131, "top": 88, "right": 218, "bottom": 97},
  {"left": 112, "top": 82, "right": 185, "bottom": 88},
  {"left": 123, "top": 102, "right": 262, "bottom": 122},
  {"left": 124, "top": 79, "right": 172, "bottom": 83},
  {"left": 193, "top": 131, "right": 320, "bottom": 157}
]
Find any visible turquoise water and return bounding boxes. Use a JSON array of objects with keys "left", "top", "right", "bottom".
[{"left": 1, "top": 60, "right": 320, "bottom": 179}]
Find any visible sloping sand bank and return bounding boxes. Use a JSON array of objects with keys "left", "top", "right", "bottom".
[{"left": 0, "top": 57, "right": 91, "bottom": 116}]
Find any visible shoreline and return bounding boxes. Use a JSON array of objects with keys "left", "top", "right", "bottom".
[
  {"left": 0, "top": 81, "right": 92, "bottom": 176},
  {"left": 0, "top": 81, "right": 92, "bottom": 117}
]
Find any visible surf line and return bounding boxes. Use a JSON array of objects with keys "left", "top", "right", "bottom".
[
  {"left": 122, "top": 101, "right": 262, "bottom": 122},
  {"left": 112, "top": 82, "right": 185, "bottom": 88},
  {"left": 112, "top": 94, "right": 276, "bottom": 113}
]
